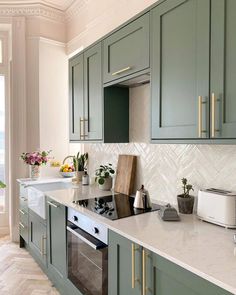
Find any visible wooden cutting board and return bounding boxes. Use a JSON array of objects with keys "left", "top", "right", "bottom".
[{"left": 114, "top": 154, "right": 137, "bottom": 195}]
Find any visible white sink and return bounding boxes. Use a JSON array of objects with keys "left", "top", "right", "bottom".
[{"left": 27, "top": 181, "right": 72, "bottom": 219}]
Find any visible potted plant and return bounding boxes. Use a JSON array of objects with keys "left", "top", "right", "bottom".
[
  {"left": 20, "top": 150, "right": 51, "bottom": 180},
  {"left": 177, "top": 178, "right": 195, "bottom": 214},
  {"left": 0, "top": 181, "right": 6, "bottom": 189},
  {"left": 95, "top": 164, "right": 115, "bottom": 190},
  {"left": 63, "top": 152, "right": 88, "bottom": 182}
]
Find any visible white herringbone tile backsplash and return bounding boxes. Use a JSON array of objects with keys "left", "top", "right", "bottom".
[{"left": 81, "top": 85, "right": 236, "bottom": 204}]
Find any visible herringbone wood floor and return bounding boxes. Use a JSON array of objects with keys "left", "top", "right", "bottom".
[{"left": 0, "top": 236, "right": 60, "bottom": 295}]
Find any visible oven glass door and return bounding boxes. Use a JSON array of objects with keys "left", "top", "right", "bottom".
[{"left": 67, "top": 222, "right": 108, "bottom": 295}]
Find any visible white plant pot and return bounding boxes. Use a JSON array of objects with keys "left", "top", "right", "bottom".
[{"left": 99, "top": 177, "right": 112, "bottom": 191}]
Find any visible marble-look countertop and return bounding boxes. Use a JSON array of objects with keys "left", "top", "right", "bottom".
[{"left": 41, "top": 183, "right": 236, "bottom": 294}]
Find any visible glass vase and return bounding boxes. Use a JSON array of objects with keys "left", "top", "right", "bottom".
[{"left": 29, "top": 165, "right": 40, "bottom": 180}]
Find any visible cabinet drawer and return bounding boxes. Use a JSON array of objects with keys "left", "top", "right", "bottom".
[
  {"left": 19, "top": 195, "right": 28, "bottom": 211},
  {"left": 103, "top": 13, "right": 150, "bottom": 84},
  {"left": 19, "top": 211, "right": 28, "bottom": 243},
  {"left": 20, "top": 184, "right": 28, "bottom": 198}
]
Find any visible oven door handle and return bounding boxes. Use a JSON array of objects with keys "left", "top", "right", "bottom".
[{"left": 67, "top": 225, "right": 107, "bottom": 250}]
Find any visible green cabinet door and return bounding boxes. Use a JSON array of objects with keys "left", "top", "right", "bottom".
[
  {"left": 69, "top": 54, "right": 84, "bottom": 141},
  {"left": 152, "top": 253, "right": 232, "bottom": 295},
  {"left": 151, "top": 0, "right": 210, "bottom": 140},
  {"left": 84, "top": 43, "right": 103, "bottom": 141},
  {"left": 108, "top": 230, "right": 142, "bottom": 295},
  {"left": 211, "top": 0, "right": 236, "bottom": 139},
  {"left": 29, "top": 213, "right": 47, "bottom": 266},
  {"left": 46, "top": 198, "right": 67, "bottom": 279},
  {"left": 103, "top": 13, "right": 150, "bottom": 84}
]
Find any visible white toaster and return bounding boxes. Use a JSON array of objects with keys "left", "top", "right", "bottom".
[{"left": 197, "top": 188, "right": 236, "bottom": 228}]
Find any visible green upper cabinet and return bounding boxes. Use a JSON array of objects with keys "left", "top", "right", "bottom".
[
  {"left": 211, "top": 0, "right": 236, "bottom": 139},
  {"left": 84, "top": 43, "right": 103, "bottom": 141},
  {"left": 69, "top": 54, "right": 84, "bottom": 141},
  {"left": 69, "top": 43, "right": 103, "bottom": 142},
  {"left": 151, "top": 0, "right": 210, "bottom": 140},
  {"left": 103, "top": 13, "right": 150, "bottom": 84}
]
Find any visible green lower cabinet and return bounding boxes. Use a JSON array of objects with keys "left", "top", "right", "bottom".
[
  {"left": 46, "top": 198, "right": 81, "bottom": 295},
  {"left": 19, "top": 208, "right": 28, "bottom": 243},
  {"left": 109, "top": 231, "right": 233, "bottom": 295},
  {"left": 28, "top": 212, "right": 47, "bottom": 267},
  {"left": 108, "top": 230, "right": 142, "bottom": 295}
]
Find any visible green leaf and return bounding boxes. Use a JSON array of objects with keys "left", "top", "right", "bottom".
[
  {"left": 0, "top": 181, "right": 6, "bottom": 189},
  {"left": 98, "top": 178, "right": 105, "bottom": 185}
]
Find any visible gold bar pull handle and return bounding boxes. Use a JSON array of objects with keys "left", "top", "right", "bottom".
[
  {"left": 80, "top": 117, "right": 84, "bottom": 140},
  {"left": 132, "top": 243, "right": 135, "bottom": 288},
  {"left": 19, "top": 222, "right": 25, "bottom": 228},
  {"left": 112, "top": 66, "right": 131, "bottom": 76},
  {"left": 198, "top": 96, "right": 203, "bottom": 138},
  {"left": 132, "top": 243, "right": 140, "bottom": 289},
  {"left": 40, "top": 236, "right": 46, "bottom": 256},
  {"left": 19, "top": 209, "right": 25, "bottom": 215},
  {"left": 198, "top": 96, "right": 207, "bottom": 138},
  {"left": 142, "top": 249, "right": 146, "bottom": 295},
  {"left": 211, "top": 93, "right": 216, "bottom": 138}
]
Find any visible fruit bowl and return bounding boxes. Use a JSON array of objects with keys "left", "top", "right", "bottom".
[{"left": 60, "top": 171, "right": 75, "bottom": 178}]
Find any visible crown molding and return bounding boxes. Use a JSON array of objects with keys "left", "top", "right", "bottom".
[
  {"left": 65, "top": 0, "right": 88, "bottom": 22},
  {"left": 0, "top": 4, "right": 65, "bottom": 23}
]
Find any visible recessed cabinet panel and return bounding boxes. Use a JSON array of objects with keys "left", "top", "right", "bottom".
[
  {"left": 103, "top": 13, "right": 150, "bottom": 83},
  {"left": 211, "top": 0, "right": 236, "bottom": 138},
  {"left": 84, "top": 43, "right": 103, "bottom": 140},
  {"left": 151, "top": 0, "right": 210, "bottom": 139},
  {"left": 69, "top": 54, "right": 84, "bottom": 141}
]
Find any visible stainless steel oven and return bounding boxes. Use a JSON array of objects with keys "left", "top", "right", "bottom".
[{"left": 67, "top": 208, "right": 108, "bottom": 295}]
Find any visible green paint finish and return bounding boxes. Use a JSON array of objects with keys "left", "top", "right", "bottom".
[
  {"left": 152, "top": 253, "right": 233, "bottom": 295},
  {"left": 104, "top": 86, "right": 129, "bottom": 143},
  {"left": 211, "top": 0, "right": 236, "bottom": 138},
  {"left": 46, "top": 197, "right": 67, "bottom": 279},
  {"left": 19, "top": 210, "right": 28, "bottom": 243},
  {"left": 108, "top": 230, "right": 141, "bottom": 295},
  {"left": 109, "top": 230, "right": 233, "bottom": 295},
  {"left": 151, "top": 0, "right": 210, "bottom": 139},
  {"left": 69, "top": 54, "right": 84, "bottom": 141},
  {"left": 103, "top": 13, "right": 150, "bottom": 83},
  {"left": 28, "top": 213, "right": 47, "bottom": 266},
  {"left": 84, "top": 43, "right": 103, "bottom": 140}
]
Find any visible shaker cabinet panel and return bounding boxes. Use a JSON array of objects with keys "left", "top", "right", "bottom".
[
  {"left": 84, "top": 43, "right": 103, "bottom": 141},
  {"left": 29, "top": 213, "right": 47, "bottom": 266},
  {"left": 151, "top": 0, "right": 210, "bottom": 140},
  {"left": 47, "top": 198, "right": 67, "bottom": 279},
  {"left": 69, "top": 54, "right": 84, "bottom": 141},
  {"left": 103, "top": 13, "right": 150, "bottom": 84},
  {"left": 108, "top": 230, "right": 141, "bottom": 295},
  {"left": 211, "top": 0, "right": 236, "bottom": 139}
]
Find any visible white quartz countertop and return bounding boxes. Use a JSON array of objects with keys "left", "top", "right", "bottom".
[{"left": 44, "top": 184, "right": 236, "bottom": 294}]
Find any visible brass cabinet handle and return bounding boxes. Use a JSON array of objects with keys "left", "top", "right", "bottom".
[
  {"left": 211, "top": 93, "right": 220, "bottom": 137},
  {"left": 19, "top": 209, "right": 25, "bottom": 215},
  {"left": 112, "top": 66, "right": 131, "bottom": 76},
  {"left": 47, "top": 201, "right": 58, "bottom": 208},
  {"left": 40, "top": 236, "right": 46, "bottom": 256},
  {"left": 198, "top": 96, "right": 207, "bottom": 138},
  {"left": 19, "top": 222, "right": 25, "bottom": 229},
  {"left": 211, "top": 93, "right": 216, "bottom": 138},
  {"left": 142, "top": 249, "right": 146, "bottom": 295},
  {"left": 132, "top": 243, "right": 140, "bottom": 288},
  {"left": 80, "top": 118, "right": 89, "bottom": 140}
]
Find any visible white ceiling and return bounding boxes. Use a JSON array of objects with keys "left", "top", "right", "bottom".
[{"left": 0, "top": 0, "right": 76, "bottom": 11}]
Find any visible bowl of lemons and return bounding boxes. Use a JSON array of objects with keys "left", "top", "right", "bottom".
[{"left": 60, "top": 164, "right": 75, "bottom": 178}]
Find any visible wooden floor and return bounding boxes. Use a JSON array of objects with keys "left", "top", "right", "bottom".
[{"left": 0, "top": 236, "right": 60, "bottom": 295}]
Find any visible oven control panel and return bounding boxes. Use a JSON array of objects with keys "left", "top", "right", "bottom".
[{"left": 68, "top": 208, "right": 108, "bottom": 245}]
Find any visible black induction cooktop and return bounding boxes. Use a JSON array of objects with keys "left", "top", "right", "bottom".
[{"left": 73, "top": 194, "right": 161, "bottom": 220}]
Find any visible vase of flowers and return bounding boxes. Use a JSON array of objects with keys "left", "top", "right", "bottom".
[{"left": 21, "top": 150, "right": 51, "bottom": 180}]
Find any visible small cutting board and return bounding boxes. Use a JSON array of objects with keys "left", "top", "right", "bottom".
[{"left": 114, "top": 155, "right": 137, "bottom": 195}]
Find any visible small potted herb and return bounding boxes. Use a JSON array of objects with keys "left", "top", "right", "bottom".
[
  {"left": 95, "top": 164, "right": 115, "bottom": 191},
  {"left": 63, "top": 152, "right": 88, "bottom": 182},
  {"left": 177, "top": 178, "right": 194, "bottom": 214}
]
